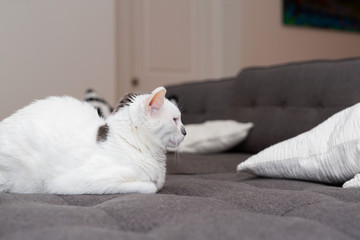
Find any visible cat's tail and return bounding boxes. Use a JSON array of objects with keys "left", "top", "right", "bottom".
[{"left": 84, "top": 89, "right": 113, "bottom": 119}]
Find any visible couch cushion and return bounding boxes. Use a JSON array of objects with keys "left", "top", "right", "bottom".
[{"left": 167, "top": 57, "right": 360, "bottom": 153}]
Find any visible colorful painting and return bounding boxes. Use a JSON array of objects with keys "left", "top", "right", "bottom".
[{"left": 283, "top": 0, "right": 360, "bottom": 33}]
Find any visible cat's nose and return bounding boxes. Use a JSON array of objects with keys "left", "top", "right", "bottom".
[{"left": 181, "top": 126, "right": 186, "bottom": 136}]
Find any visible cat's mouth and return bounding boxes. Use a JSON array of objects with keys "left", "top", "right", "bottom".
[
  {"left": 168, "top": 140, "right": 179, "bottom": 148},
  {"left": 168, "top": 137, "right": 184, "bottom": 148}
]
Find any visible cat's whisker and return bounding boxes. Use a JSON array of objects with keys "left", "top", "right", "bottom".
[
  {"left": 175, "top": 139, "right": 182, "bottom": 166},
  {"left": 176, "top": 149, "right": 181, "bottom": 166},
  {"left": 172, "top": 150, "right": 176, "bottom": 161},
  {"left": 172, "top": 147, "right": 180, "bottom": 167}
]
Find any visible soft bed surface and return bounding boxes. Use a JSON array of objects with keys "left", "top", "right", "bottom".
[{"left": 1, "top": 154, "right": 360, "bottom": 240}]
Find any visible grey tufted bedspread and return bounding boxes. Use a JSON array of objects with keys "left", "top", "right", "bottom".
[{"left": 1, "top": 153, "right": 359, "bottom": 240}]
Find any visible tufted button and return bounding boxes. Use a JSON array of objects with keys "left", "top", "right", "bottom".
[
  {"left": 318, "top": 102, "right": 324, "bottom": 108},
  {"left": 250, "top": 100, "right": 257, "bottom": 107},
  {"left": 280, "top": 100, "right": 287, "bottom": 108}
]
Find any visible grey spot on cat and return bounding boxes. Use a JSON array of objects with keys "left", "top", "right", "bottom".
[
  {"left": 113, "top": 93, "right": 142, "bottom": 113},
  {"left": 97, "top": 124, "right": 109, "bottom": 142}
]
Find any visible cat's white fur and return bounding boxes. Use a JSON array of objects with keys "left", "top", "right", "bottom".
[{"left": 0, "top": 87, "right": 185, "bottom": 194}]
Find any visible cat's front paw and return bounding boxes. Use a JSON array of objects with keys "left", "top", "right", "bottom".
[
  {"left": 137, "top": 182, "right": 158, "bottom": 194},
  {"left": 122, "top": 181, "right": 158, "bottom": 194}
]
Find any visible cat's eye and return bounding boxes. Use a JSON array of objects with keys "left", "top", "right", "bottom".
[{"left": 173, "top": 118, "right": 179, "bottom": 122}]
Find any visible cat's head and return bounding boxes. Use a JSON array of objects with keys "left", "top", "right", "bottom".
[{"left": 113, "top": 87, "right": 186, "bottom": 149}]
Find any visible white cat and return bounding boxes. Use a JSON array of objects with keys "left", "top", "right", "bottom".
[{"left": 0, "top": 87, "right": 186, "bottom": 194}]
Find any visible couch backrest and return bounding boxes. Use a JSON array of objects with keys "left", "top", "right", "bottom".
[{"left": 166, "top": 57, "right": 360, "bottom": 153}]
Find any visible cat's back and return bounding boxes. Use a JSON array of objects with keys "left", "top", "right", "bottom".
[{"left": 0, "top": 96, "right": 105, "bottom": 157}]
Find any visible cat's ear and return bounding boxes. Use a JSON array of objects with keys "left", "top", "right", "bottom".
[{"left": 146, "top": 87, "right": 167, "bottom": 112}]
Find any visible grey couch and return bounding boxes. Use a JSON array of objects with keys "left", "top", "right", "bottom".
[{"left": 2, "top": 58, "right": 360, "bottom": 240}]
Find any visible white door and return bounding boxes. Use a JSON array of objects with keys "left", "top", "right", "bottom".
[{"left": 117, "top": 0, "right": 241, "bottom": 96}]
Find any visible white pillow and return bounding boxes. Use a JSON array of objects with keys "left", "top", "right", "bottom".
[
  {"left": 176, "top": 120, "right": 253, "bottom": 154},
  {"left": 237, "top": 103, "right": 360, "bottom": 188}
]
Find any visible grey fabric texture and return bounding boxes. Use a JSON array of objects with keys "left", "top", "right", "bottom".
[
  {"left": 167, "top": 57, "right": 360, "bottom": 153},
  {"left": 166, "top": 153, "right": 251, "bottom": 174},
  {"left": 1, "top": 153, "right": 359, "bottom": 240}
]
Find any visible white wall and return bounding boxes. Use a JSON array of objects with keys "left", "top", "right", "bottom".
[
  {"left": 0, "top": 0, "right": 116, "bottom": 120},
  {"left": 222, "top": 0, "right": 242, "bottom": 77},
  {"left": 239, "top": 0, "right": 360, "bottom": 69}
]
